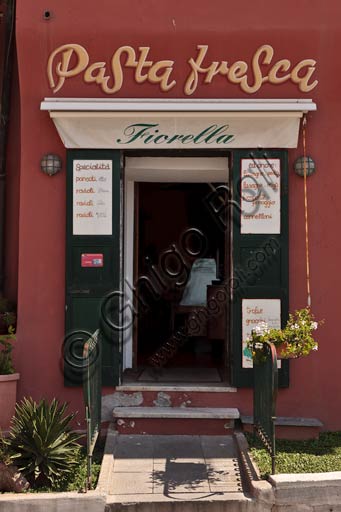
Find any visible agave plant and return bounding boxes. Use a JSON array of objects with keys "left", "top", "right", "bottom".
[
  {"left": 0, "top": 431, "right": 11, "bottom": 465},
  {"left": 8, "top": 397, "right": 82, "bottom": 487}
]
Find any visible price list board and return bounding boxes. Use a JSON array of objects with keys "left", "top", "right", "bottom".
[{"left": 73, "top": 159, "right": 113, "bottom": 235}]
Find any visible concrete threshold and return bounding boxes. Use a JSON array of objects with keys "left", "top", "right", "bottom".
[
  {"left": 112, "top": 407, "right": 240, "bottom": 419},
  {"left": 117, "top": 384, "right": 238, "bottom": 392},
  {"left": 105, "top": 493, "right": 254, "bottom": 512}
]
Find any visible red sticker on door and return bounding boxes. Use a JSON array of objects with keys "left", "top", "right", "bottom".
[{"left": 81, "top": 254, "right": 104, "bottom": 267}]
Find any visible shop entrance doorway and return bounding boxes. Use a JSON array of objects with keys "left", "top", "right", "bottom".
[{"left": 123, "top": 157, "right": 230, "bottom": 384}]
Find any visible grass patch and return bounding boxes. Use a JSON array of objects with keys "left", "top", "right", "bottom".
[
  {"left": 29, "top": 439, "right": 104, "bottom": 493},
  {"left": 246, "top": 432, "right": 341, "bottom": 478}
]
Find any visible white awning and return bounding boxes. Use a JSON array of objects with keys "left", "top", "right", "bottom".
[{"left": 40, "top": 98, "right": 316, "bottom": 149}]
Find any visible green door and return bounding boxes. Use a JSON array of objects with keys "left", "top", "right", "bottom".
[
  {"left": 231, "top": 149, "right": 289, "bottom": 387},
  {"left": 64, "top": 149, "right": 121, "bottom": 386}
]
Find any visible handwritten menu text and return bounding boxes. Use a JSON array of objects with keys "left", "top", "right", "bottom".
[
  {"left": 73, "top": 160, "right": 112, "bottom": 235},
  {"left": 242, "top": 298, "right": 281, "bottom": 368},
  {"left": 241, "top": 159, "right": 281, "bottom": 234}
]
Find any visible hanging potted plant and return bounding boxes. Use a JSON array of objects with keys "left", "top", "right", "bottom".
[
  {"left": 0, "top": 311, "right": 19, "bottom": 432},
  {"left": 246, "top": 307, "right": 322, "bottom": 364}
]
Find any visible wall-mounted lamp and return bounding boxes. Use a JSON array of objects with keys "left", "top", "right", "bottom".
[
  {"left": 40, "top": 154, "right": 62, "bottom": 176},
  {"left": 294, "top": 156, "right": 316, "bottom": 177}
]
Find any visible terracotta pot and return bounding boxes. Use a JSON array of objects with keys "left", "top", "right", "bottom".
[
  {"left": 275, "top": 343, "right": 297, "bottom": 359},
  {"left": 0, "top": 373, "right": 19, "bottom": 432}
]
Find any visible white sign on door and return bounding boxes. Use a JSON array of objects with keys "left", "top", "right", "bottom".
[
  {"left": 242, "top": 298, "right": 281, "bottom": 368},
  {"left": 241, "top": 159, "right": 281, "bottom": 234},
  {"left": 73, "top": 160, "right": 112, "bottom": 235}
]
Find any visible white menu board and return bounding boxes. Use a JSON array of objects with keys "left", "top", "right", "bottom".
[
  {"left": 73, "top": 160, "right": 112, "bottom": 235},
  {"left": 242, "top": 298, "right": 281, "bottom": 368},
  {"left": 241, "top": 159, "right": 280, "bottom": 234}
]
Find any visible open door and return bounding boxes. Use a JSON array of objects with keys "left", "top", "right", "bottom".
[{"left": 123, "top": 156, "right": 231, "bottom": 384}]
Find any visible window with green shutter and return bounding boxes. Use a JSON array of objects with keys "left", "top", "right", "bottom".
[{"left": 231, "top": 149, "right": 289, "bottom": 388}]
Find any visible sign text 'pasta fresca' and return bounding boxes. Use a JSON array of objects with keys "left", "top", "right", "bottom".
[{"left": 47, "top": 44, "right": 318, "bottom": 96}]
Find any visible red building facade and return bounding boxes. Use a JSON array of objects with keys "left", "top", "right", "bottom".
[{"left": 5, "top": 0, "right": 341, "bottom": 431}]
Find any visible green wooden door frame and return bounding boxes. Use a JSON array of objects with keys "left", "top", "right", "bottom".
[
  {"left": 65, "top": 149, "right": 122, "bottom": 387},
  {"left": 230, "top": 149, "right": 289, "bottom": 388},
  {"left": 64, "top": 148, "right": 288, "bottom": 388}
]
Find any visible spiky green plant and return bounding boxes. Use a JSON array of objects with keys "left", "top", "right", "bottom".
[
  {"left": 0, "top": 431, "right": 11, "bottom": 465},
  {"left": 8, "top": 398, "right": 82, "bottom": 488}
]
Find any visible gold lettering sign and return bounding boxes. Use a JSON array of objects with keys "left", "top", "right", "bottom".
[{"left": 47, "top": 44, "right": 318, "bottom": 95}]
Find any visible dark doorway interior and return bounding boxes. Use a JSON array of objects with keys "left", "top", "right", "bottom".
[{"left": 134, "top": 182, "right": 229, "bottom": 380}]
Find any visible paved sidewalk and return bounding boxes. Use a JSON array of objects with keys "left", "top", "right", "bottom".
[{"left": 107, "top": 435, "right": 245, "bottom": 502}]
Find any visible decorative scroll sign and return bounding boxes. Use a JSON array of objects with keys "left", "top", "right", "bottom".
[
  {"left": 47, "top": 44, "right": 318, "bottom": 95},
  {"left": 73, "top": 160, "right": 112, "bottom": 235},
  {"left": 242, "top": 299, "right": 281, "bottom": 368},
  {"left": 241, "top": 159, "right": 281, "bottom": 234}
]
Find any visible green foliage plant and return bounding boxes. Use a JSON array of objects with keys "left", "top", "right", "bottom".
[
  {"left": 0, "top": 298, "right": 17, "bottom": 374},
  {"left": 0, "top": 325, "right": 16, "bottom": 374},
  {"left": 246, "top": 307, "right": 322, "bottom": 363},
  {"left": 8, "top": 398, "right": 82, "bottom": 488},
  {"left": 246, "top": 432, "right": 341, "bottom": 478},
  {"left": 0, "top": 298, "right": 16, "bottom": 330},
  {"left": 0, "top": 431, "right": 11, "bottom": 465}
]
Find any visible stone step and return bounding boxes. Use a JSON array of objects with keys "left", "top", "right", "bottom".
[
  {"left": 113, "top": 407, "right": 240, "bottom": 435},
  {"left": 114, "top": 406, "right": 240, "bottom": 419},
  {"left": 117, "top": 384, "right": 237, "bottom": 392},
  {"left": 102, "top": 388, "right": 239, "bottom": 422},
  {"left": 241, "top": 415, "right": 323, "bottom": 440}
]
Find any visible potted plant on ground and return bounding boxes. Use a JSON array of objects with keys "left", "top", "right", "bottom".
[
  {"left": 0, "top": 308, "right": 19, "bottom": 432},
  {"left": 246, "top": 307, "right": 322, "bottom": 364}
]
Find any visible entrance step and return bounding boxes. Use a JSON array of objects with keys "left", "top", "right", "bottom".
[
  {"left": 103, "top": 433, "right": 253, "bottom": 511},
  {"left": 102, "top": 387, "right": 239, "bottom": 422},
  {"left": 113, "top": 407, "right": 240, "bottom": 435},
  {"left": 241, "top": 415, "right": 323, "bottom": 440}
]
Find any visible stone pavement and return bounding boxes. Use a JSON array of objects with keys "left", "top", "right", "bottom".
[
  {"left": 2, "top": 431, "right": 341, "bottom": 512},
  {"left": 106, "top": 435, "right": 246, "bottom": 503}
]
